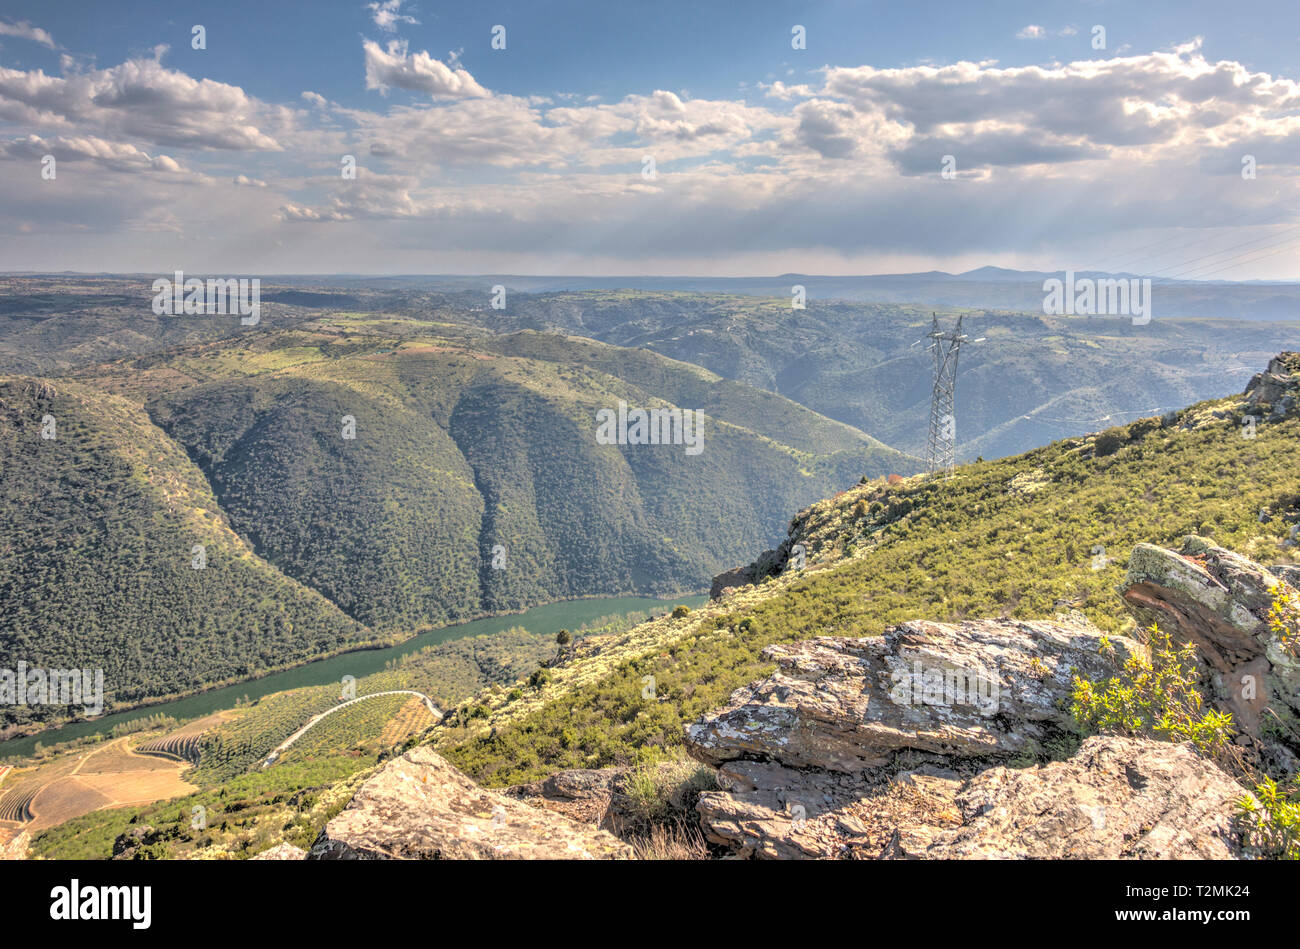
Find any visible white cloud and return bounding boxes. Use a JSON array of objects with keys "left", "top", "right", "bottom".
[
  {"left": 367, "top": 0, "right": 419, "bottom": 33},
  {"left": 1, "top": 32, "right": 1298, "bottom": 276},
  {"left": 820, "top": 41, "right": 1300, "bottom": 171},
  {"left": 1, "top": 133, "right": 186, "bottom": 174},
  {"left": 1016, "top": 25, "right": 1046, "bottom": 40},
  {"left": 0, "top": 50, "right": 284, "bottom": 151},
  {"left": 362, "top": 39, "right": 488, "bottom": 99},
  {"left": 0, "top": 19, "right": 55, "bottom": 49}
]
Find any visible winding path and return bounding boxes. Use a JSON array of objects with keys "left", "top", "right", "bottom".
[{"left": 261, "top": 691, "right": 442, "bottom": 769}]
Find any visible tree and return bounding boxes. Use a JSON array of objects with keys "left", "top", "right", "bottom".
[{"left": 555, "top": 629, "right": 571, "bottom": 646}]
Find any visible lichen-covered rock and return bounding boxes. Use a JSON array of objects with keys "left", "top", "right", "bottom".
[
  {"left": 914, "top": 736, "right": 1253, "bottom": 859},
  {"left": 686, "top": 612, "right": 1256, "bottom": 860},
  {"left": 685, "top": 619, "right": 1136, "bottom": 771},
  {"left": 307, "top": 747, "right": 631, "bottom": 860},
  {"left": 695, "top": 759, "right": 877, "bottom": 859},
  {"left": 1121, "top": 536, "right": 1300, "bottom": 769}
]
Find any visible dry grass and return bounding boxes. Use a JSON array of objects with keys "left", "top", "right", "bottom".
[{"left": 629, "top": 821, "right": 711, "bottom": 860}]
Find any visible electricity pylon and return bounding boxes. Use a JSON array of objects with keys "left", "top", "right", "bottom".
[{"left": 926, "top": 313, "right": 967, "bottom": 476}]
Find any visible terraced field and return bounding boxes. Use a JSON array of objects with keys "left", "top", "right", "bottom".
[
  {"left": 276, "top": 693, "right": 436, "bottom": 764},
  {"left": 136, "top": 712, "right": 232, "bottom": 765},
  {"left": 0, "top": 738, "right": 195, "bottom": 831},
  {"left": 0, "top": 784, "right": 38, "bottom": 823},
  {"left": 136, "top": 734, "right": 204, "bottom": 765}
]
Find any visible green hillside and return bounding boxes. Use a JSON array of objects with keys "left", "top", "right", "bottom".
[
  {"left": 1, "top": 317, "right": 914, "bottom": 730},
  {"left": 24, "top": 354, "right": 1300, "bottom": 859},
  {"left": 0, "top": 377, "right": 370, "bottom": 733},
  {"left": 117, "top": 319, "right": 915, "bottom": 628},
  {"left": 485, "top": 290, "right": 1300, "bottom": 461},
  {"left": 431, "top": 358, "right": 1300, "bottom": 786}
]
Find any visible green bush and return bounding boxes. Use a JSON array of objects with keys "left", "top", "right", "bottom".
[
  {"left": 1237, "top": 776, "right": 1300, "bottom": 859},
  {"left": 1070, "top": 624, "right": 1235, "bottom": 758}
]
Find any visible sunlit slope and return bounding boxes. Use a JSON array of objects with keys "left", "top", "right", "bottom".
[
  {"left": 121, "top": 320, "right": 918, "bottom": 628},
  {"left": 430, "top": 367, "right": 1300, "bottom": 786}
]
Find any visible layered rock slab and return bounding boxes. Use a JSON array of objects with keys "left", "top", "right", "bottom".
[
  {"left": 1122, "top": 535, "right": 1300, "bottom": 768},
  {"left": 308, "top": 747, "right": 631, "bottom": 860},
  {"left": 686, "top": 619, "right": 1136, "bottom": 771},
  {"left": 902, "top": 736, "right": 1250, "bottom": 859},
  {"left": 686, "top": 614, "right": 1254, "bottom": 859}
]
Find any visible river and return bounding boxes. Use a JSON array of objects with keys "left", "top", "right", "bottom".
[{"left": 0, "top": 593, "right": 707, "bottom": 760}]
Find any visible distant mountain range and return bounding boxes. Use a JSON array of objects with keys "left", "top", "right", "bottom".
[
  {"left": 242, "top": 268, "right": 1300, "bottom": 321},
  {"left": 6, "top": 267, "right": 1299, "bottom": 320}
]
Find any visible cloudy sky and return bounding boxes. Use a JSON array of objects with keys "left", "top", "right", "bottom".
[{"left": 0, "top": 0, "right": 1298, "bottom": 277}]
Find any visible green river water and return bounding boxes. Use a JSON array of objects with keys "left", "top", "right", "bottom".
[{"left": 0, "top": 593, "right": 706, "bottom": 760}]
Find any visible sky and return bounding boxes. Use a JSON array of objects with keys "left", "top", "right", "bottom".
[{"left": 0, "top": 0, "right": 1298, "bottom": 277}]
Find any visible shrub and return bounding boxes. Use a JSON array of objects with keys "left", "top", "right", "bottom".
[
  {"left": 1267, "top": 581, "right": 1300, "bottom": 655},
  {"left": 1237, "top": 776, "right": 1300, "bottom": 859},
  {"left": 1070, "top": 624, "right": 1235, "bottom": 758},
  {"left": 621, "top": 751, "right": 716, "bottom": 822},
  {"left": 671, "top": 605, "right": 692, "bottom": 619},
  {"left": 1093, "top": 432, "right": 1124, "bottom": 457}
]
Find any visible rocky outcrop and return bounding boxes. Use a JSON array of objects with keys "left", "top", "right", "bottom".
[
  {"left": 504, "top": 768, "right": 622, "bottom": 828},
  {"left": 693, "top": 736, "right": 1252, "bottom": 859},
  {"left": 307, "top": 747, "right": 632, "bottom": 860},
  {"left": 1244, "top": 351, "right": 1300, "bottom": 419},
  {"left": 686, "top": 618, "right": 1137, "bottom": 771},
  {"left": 711, "top": 538, "right": 808, "bottom": 598},
  {"left": 905, "top": 736, "right": 1250, "bottom": 859},
  {"left": 1121, "top": 535, "right": 1300, "bottom": 771},
  {"left": 686, "top": 609, "right": 1256, "bottom": 859},
  {"left": 710, "top": 565, "right": 755, "bottom": 599}
]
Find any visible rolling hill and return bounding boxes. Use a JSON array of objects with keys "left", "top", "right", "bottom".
[
  {"left": 0, "top": 377, "right": 371, "bottom": 735},
  {"left": 23, "top": 353, "right": 1300, "bottom": 860},
  {"left": 1, "top": 315, "right": 915, "bottom": 730}
]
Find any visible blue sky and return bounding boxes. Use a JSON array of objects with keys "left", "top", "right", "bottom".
[{"left": 1, "top": 0, "right": 1298, "bottom": 276}]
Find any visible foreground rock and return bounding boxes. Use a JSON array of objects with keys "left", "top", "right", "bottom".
[
  {"left": 0, "top": 829, "right": 29, "bottom": 861},
  {"left": 687, "top": 618, "right": 1136, "bottom": 771},
  {"left": 900, "top": 736, "right": 1250, "bottom": 859},
  {"left": 504, "top": 768, "right": 623, "bottom": 828},
  {"left": 686, "top": 612, "right": 1256, "bottom": 859},
  {"left": 308, "top": 747, "right": 631, "bottom": 860},
  {"left": 1122, "top": 535, "right": 1300, "bottom": 770},
  {"left": 694, "top": 736, "right": 1252, "bottom": 859}
]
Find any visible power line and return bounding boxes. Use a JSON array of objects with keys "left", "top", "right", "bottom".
[
  {"left": 1163, "top": 237, "right": 1300, "bottom": 281},
  {"left": 1150, "top": 225, "right": 1300, "bottom": 279},
  {"left": 1085, "top": 209, "right": 1293, "bottom": 273}
]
